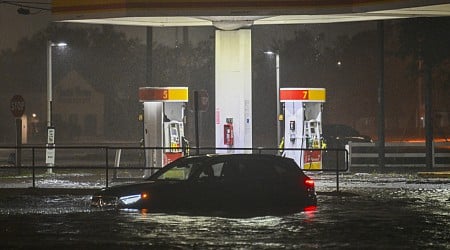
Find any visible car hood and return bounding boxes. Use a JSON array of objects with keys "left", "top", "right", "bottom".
[{"left": 94, "top": 180, "right": 173, "bottom": 197}]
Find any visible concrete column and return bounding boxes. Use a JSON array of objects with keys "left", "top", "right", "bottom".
[{"left": 215, "top": 29, "right": 252, "bottom": 153}]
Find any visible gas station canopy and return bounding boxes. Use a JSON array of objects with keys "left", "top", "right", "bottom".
[
  {"left": 52, "top": 0, "right": 450, "bottom": 29},
  {"left": 51, "top": 0, "right": 450, "bottom": 160}
]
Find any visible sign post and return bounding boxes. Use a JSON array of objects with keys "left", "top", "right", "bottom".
[
  {"left": 46, "top": 127, "right": 55, "bottom": 171},
  {"left": 10, "top": 95, "right": 25, "bottom": 173}
]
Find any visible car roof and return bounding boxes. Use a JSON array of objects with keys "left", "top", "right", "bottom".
[
  {"left": 183, "top": 153, "right": 289, "bottom": 161},
  {"left": 323, "top": 124, "right": 360, "bottom": 136}
]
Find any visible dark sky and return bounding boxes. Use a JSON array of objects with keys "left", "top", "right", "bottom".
[
  {"left": 0, "top": 1, "right": 50, "bottom": 50},
  {"left": 0, "top": 2, "right": 215, "bottom": 51},
  {"left": 0, "top": 0, "right": 376, "bottom": 51}
]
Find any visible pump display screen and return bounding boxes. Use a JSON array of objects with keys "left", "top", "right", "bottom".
[
  {"left": 290, "top": 121, "right": 295, "bottom": 130},
  {"left": 170, "top": 124, "right": 179, "bottom": 137}
]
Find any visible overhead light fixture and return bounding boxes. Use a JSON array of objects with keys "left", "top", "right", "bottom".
[
  {"left": 212, "top": 20, "right": 254, "bottom": 30},
  {"left": 56, "top": 42, "right": 68, "bottom": 47}
]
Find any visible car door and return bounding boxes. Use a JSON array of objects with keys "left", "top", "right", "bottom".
[
  {"left": 226, "top": 158, "right": 273, "bottom": 208},
  {"left": 233, "top": 157, "right": 295, "bottom": 208},
  {"left": 188, "top": 159, "right": 231, "bottom": 210},
  {"left": 148, "top": 159, "right": 201, "bottom": 210}
]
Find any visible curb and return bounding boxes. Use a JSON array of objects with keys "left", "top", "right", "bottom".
[
  {"left": 0, "top": 188, "right": 100, "bottom": 197},
  {"left": 417, "top": 171, "right": 450, "bottom": 178}
]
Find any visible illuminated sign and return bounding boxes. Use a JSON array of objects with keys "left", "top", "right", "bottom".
[
  {"left": 280, "top": 88, "right": 326, "bottom": 102},
  {"left": 139, "top": 87, "right": 188, "bottom": 102}
]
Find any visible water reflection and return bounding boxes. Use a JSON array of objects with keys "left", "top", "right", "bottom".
[
  {"left": 0, "top": 187, "right": 448, "bottom": 249},
  {"left": 303, "top": 205, "right": 317, "bottom": 223},
  {"left": 117, "top": 211, "right": 316, "bottom": 249}
]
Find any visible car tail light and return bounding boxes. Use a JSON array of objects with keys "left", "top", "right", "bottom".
[
  {"left": 304, "top": 177, "right": 315, "bottom": 188},
  {"left": 304, "top": 205, "right": 317, "bottom": 212}
]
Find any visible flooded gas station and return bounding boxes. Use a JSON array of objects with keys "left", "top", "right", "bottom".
[
  {"left": 1, "top": 0, "right": 450, "bottom": 248},
  {"left": 0, "top": 173, "right": 448, "bottom": 249}
]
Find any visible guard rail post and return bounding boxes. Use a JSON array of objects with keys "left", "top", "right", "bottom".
[
  {"left": 32, "top": 147, "right": 36, "bottom": 188},
  {"left": 105, "top": 147, "right": 109, "bottom": 188}
]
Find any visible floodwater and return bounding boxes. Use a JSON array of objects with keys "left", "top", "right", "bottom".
[{"left": 0, "top": 181, "right": 449, "bottom": 249}]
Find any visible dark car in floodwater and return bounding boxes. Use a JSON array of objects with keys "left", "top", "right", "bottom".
[{"left": 91, "top": 154, "right": 317, "bottom": 214}]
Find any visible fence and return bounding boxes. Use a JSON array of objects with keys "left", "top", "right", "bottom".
[
  {"left": 0, "top": 145, "right": 347, "bottom": 190},
  {"left": 347, "top": 141, "right": 450, "bottom": 168}
]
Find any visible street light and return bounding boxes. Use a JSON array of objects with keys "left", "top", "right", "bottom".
[
  {"left": 264, "top": 51, "right": 281, "bottom": 147},
  {"left": 46, "top": 40, "right": 67, "bottom": 172}
]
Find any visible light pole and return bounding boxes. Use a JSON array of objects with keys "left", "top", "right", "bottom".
[
  {"left": 46, "top": 41, "right": 67, "bottom": 172},
  {"left": 265, "top": 51, "right": 281, "bottom": 147}
]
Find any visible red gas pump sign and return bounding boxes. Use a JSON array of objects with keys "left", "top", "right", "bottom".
[
  {"left": 303, "top": 150, "right": 322, "bottom": 170},
  {"left": 224, "top": 118, "right": 234, "bottom": 146}
]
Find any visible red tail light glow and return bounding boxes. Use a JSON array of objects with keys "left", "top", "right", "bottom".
[
  {"left": 303, "top": 205, "right": 317, "bottom": 222},
  {"left": 304, "top": 205, "right": 317, "bottom": 212},
  {"left": 304, "top": 177, "right": 315, "bottom": 188}
]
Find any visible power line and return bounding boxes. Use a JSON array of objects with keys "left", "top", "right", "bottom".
[
  {"left": 1, "top": 1, "right": 50, "bottom": 4},
  {"left": 1, "top": 1, "right": 51, "bottom": 14}
]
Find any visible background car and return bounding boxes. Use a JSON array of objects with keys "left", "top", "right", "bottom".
[
  {"left": 323, "top": 124, "right": 373, "bottom": 148},
  {"left": 322, "top": 124, "right": 373, "bottom": 170},
  {"left": 91, "top": 154, "right": 317, "bottom": 214}
]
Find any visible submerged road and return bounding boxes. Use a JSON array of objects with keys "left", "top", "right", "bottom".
[{"left": 0, "top": 172, "right": 448, "bottom": 249}]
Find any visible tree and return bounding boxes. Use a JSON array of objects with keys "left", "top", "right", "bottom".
[
  {"left": 396, "top": 17, "right": 450, "bottom": 139},
  {"left": 396, "top": 17, "right": 450, "bottom": 109},
  {"left": 0, "top": 23, "right": 145, "bottom": 143},
  {"left": 151, "top": 35, "right": 215, "bottom": 147},
  {"left": 396, "top": 17, "right": 450, "bottom": 167}
]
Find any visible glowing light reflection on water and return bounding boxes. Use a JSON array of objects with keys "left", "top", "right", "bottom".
[{"left": 0, "top": 187, "right": 448, "bottom": 249}]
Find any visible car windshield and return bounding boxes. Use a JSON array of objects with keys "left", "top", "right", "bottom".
[{"left": 148, "top": 159, "right": 202, "bottom": 181}]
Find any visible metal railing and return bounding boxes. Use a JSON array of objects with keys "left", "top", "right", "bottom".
[
  {"left": 347, "top": 141, "right": 450, "bottom": 168},
  {"left": 0, "top": 145, "right": 348, "bottom": 191}
]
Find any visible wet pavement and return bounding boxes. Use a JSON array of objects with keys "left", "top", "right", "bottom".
[{"left": 0, "top": 171, "right": 449, "bottom": 249}]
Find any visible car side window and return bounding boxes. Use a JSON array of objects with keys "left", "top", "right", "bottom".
[
  {"left": 153, "top": 160, "right": 201, "bottom": 181},
  {"left": 198, "top": 161, "right": 225, "bottom": 179},
  {"left": 219, "top": 160, "right": 239, "bottom": 180},
  {"left": 211, "top": 162, "right": 224, "bottom": 177},
  {"left": 155, "top": 163, "right": 194, "bottom": 180}
]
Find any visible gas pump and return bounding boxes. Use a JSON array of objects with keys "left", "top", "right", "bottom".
[
  {"left": 139, "top": 87, "right": 189, "bottom": 177},
  {"left": 303, "top": 119, "right": 324, "bottom": 170},
  {"left": 280, "top": 88, "right": 326, "bottom": 170},
  {"left": 163, "top": 120, "right": 184, "bottom": 163}
]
